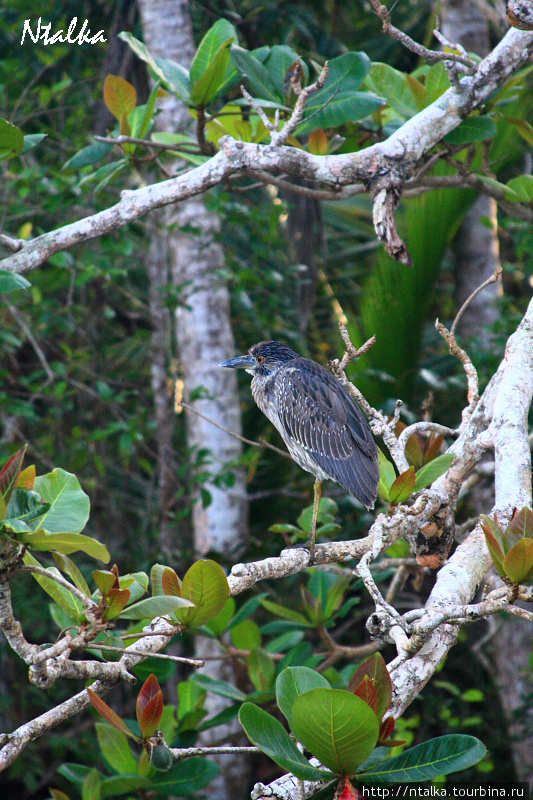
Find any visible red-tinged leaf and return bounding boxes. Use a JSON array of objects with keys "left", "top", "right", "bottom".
[
  {"left": 378, "top": 715, "right": 396, "bottom": 742},
  {"left": 161, "top": 567, "right": 181, "bottom": 596},
  {"left": 337, "top": 778, "right": 362, "bottom": 800},
  {"left": 87, "top": 687, "right": 140, "bottom": 741},
  {"left": 480, "top": 515, "right": 504, "bottom": 547},
  {"left": 50, "top": 790, "right": 71, "bottom": 800},
  {"left": 503, "top": 538, "right": 533, "bottom": 584},
  {"left": 103, "top": 75, "right": 137, "bottom": 121},
  {"left": 405, "top": 434, "right": 424, "bottom": 469},
  {"left": 480, "top": 523, "right": 506, "bottom": 578},
  {"left": 388, "top": 466, "right": 416, "bottom": 504},
  {"left": 353, "top": 675, "right": 379, "bottom": 716},
  {"left": 137, "top": 674, "right": 164, "bottom": 738},
  {"left": 505, "top": 506, "right": 533, "bottom": 549},
  {"left": 16, "top": 464, "right": 36, "bottom": 490},
  {"left": 0, "top": 446, "right": 27, "bottom": 503},
  {"left": 424, "top": 433, "right": 444, "bottom": 464},
  {"left": 119, "top": 111, "right": 132, "bottom": 138},
  {"left": 348, "top": 652, "right": 392, "bottom": 721},
  {"left": 308, "top": 128, "right": 328, "bottom": 155},
  {"left": 103, "top": 588, "right": 131, "bottom": 620}
]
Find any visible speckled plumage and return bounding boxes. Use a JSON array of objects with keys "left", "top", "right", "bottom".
[{"left": 222, "top": 340, "right": 379, "bottom": 509}]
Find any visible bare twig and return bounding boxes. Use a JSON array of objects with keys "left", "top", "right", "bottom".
[
  {"left": 94, "top": 135, "right": 202, "bottom": 154},
  {"left": 0, "top": 233, "right": 23, "bottom": 252},
  {"left": 451, "top": 266, "right": 503, "bottom": 336},
  {"left": 397, "top": 422, "right": 458, "bottom": 455},
  {"left": 87, "top": 643, "right": 204, "bottom": 665},
  {"left": 436, "top": 320, "right": 480, "bottom": 420},
  {"left": 271, "top": 62, "right": 330, "bottom": 146}
]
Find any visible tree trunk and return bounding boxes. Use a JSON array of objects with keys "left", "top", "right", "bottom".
[
  {"left": 440, "top": 1, "right": 532, "bottom": 781},
  {"left": 137, "top": 3, "right": 249, "bottom": 797}
]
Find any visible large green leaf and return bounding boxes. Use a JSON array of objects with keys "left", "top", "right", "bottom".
[
  {"left": 276, "top": 666, "right": 331, "bottom": 731},
  {"left": 100, "top": 775, "right": 151, "bottom": 798},
  {"left": 175, "top": 559, "right": 229, "bottom": 627},
  {"left": 259, "top": 597, "right": 311, "bottom": 626},
  {"left": 190, "top": 19, "right": 238, "bottom": 83},
  {"left": 413, "top": 453, "right": 456, "bottom": 492},
  {"left": 63, "top": 140, "right": 113, "bottom": 171},
  {"left": 21, "top": 530, "right": 110, "bottom": 562},
  {"left": 231, "top": 47, "right": 280, "bottom": 103},
  {"left": 192, "top": 673, "right": 247, "bottom": 702},
  {"left": 265, "top": 45, "right": 307, "bottom": 97},
  {"left": 0, "top": 271, "right": 31, "bottom": 294},
  {"left": 444, "top": 115, "right": 497, "bottom": 145},
  {"left": 118, "top": 32, "right": 190, "bottom": 100},
  {"left": 95, "top": 723, "right": 137, "bottom": 775},
  {"left": 151, "top": 757, "right": 220, "bottom": 794},
  {"left": 190, "top": 39, "right": 234, "bottom": 107},
  {"left": 23, "top": 551, "right": 84, "bottom": 621},
  {"left": 239, "top": 703, "right": 332, "bottom": 781},
  {"left": 307, "top": 52, "right": 372, "bottom": 109},
  {"left": 119, "top": 595, "right": 194, "bottom": 620},
  {"left": 503, "top": 538, "right": 533, "bottom": 583},
  {"left": 297, "top": 91, "right": 384, "bottom": 136},
  {"left": 358, "top": 734, "right": 486, "bottom": 783},
  {"left": 292, "top": 688, "right": 379, "bottom": 775},
  {"left": 0, "top": 118, "right": 24, "bottom": 160},
  {"left": 154, "top": 59, "right": 191, "bottom": 103},
  {"left": 33, "top": 469, "right": 90, "bottom": 534},
  {"left": 365, "top": 63, "right": 418, "bottom": 118}
]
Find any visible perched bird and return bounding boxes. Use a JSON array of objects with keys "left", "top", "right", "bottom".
[{"left": 220, "top": 341, "right": 379, "bottom": 560}]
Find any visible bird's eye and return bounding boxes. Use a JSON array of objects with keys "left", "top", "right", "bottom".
[{"left": 256, "top": 355, "right": 265, "bottom": 364}]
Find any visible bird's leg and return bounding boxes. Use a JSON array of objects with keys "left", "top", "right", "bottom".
[{"left": 307, "top": 478, "right": 323, "bottom": 564}]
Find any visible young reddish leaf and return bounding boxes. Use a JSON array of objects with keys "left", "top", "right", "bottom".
[
  {"left": 308, "top": 129, "right": 328, "bottom": 155},
  {"left": 378, "top": 715, "right": 396, "bottom": 742},
  {"left": 505, "top": 506, "right": 533, "bottom": 549},
  {"left": 50, "top": 790, "right": 71, "bottom": 800},
  {"left": 161, "top": 567, "right": 181, "bottom": 596},
  {"left": 16, "top": 464, "right": 36, "bottom": 490},
  {"left": 136, "top": 674, "right": 164, "bottom": 739},
  {"left": 337, "top": 778, "right": 362, "bottom": 800},
  {"left": 103, "top": 588, "right": 131, "bottom": 620},
  {"left": 104, "top": 75, "right": 137, "bottom": 121},
  {"left": 480, "top": 522, "right": 506, "bottom": 577},
  {"left": 503, "top": 538, "right": 533, "bottom": 584},
  {"left": 480, "top": 515, "right": 504, "bottom": 548},
  {"left": 87, "top": 687, "right": 140, "bottom": 741},
  {"left": 388, "top": 466, "right": 416, "bottom": 504},
  {"left": 348, "top": 653, "right": 392, "bottom": 721},
  {"left": 0, "top": 446, "right": 27, "bottom": 503},
  {"left": 353, "top": 675, "right": 379, "bottom": 715},
  {"left": 405, "top": 433, "right": 424, "bottom": 469},
  {"left": 424, "top": 433, "right": 444, "bottom": 464}
]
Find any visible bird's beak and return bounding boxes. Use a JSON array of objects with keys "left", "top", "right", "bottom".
[{"left": 219, "top": 354, "right": 255, "bottom": 369}]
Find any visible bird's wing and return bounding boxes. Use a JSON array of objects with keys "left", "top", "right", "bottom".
[{"left": 278, "top": 359, "right": 379, "bottom": 508}]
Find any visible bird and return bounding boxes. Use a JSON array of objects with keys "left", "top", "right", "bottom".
[{"left": 220, "top": 341, "right": 379, "bottom": 561}]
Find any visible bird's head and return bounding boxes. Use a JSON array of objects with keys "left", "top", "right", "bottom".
[{"left": 220, "top": 341, "right": 298, "bottom": 376}]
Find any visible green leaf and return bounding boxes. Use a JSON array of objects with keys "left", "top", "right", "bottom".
[
  {"left": 190, "top": 19, "right": 238, "bottom": 83},
  {"left": 259, "top": 597, "right": 311, "bottom": 626},
  {"left": 192, "top": 673, "right": 247, "bottom": 702},
  {"left": 82, "top": 768, "right": 101, "bottom": 800},
  {"left": 153, "top": 59, "right": 192, "bottom": 103},
  {"left": 239, "top": 703, "right": 333, "bottom": 781},
  {"left": 151, "top": 757, "right": 221, "bottom": 795},
  {"left": 95, "top": 723, "right": 137, "bottom": 775},
  {"left": 33, "top": 469, "right": 90, "bottom": 534},
  {"left": 504, "top": 117, "right": 533, "bottom": 147},
  {"left": 205, "top": 596, "right": 236, "bottom": 637},
  {"left": 231, "top": 47, "right": 280, "bottom": 103},
  {"left": 190, "top": 39, "right": 234, "bottom": 107},
  {"left": 365, "top": 63, "right": 417, "bottom": 118},
  {"left": 425, "top": 62, "right": 450, "bottom": 103},
  {"left": 100, "top": 775, "right": 151, "bottom": 798},
  {"left": 175, "top": 559, "right": 229, "bottom": 627},
  {"left": 0, "top": 118, "right": 24, "bottom": 160},
  {"left": 63, "top": 141, "right": 113, "bottom": 171},
  {"left": 23, "top": 551, "right": 84, "bottom": 621},
  {"left": 413, "top": 453, "right": 456, "bottom": 492},
  {"left": 247, "top": 648, "right": 276, "bottom": 692},
  {"left": 444, "top": 115, "right": 498, "bottom": 145},
  {"left": 297, "top": 497, "right": 338, "bottom": 535},
  {"left": 53, "top": 552, "right": 91, "bottom": 596},
  {"left": 177, "top": 680, "right": 206, "bottom": 720},
  {"left": 506, "top": 175, "right": 533, "bottom": 204},
  {"left": 276, "top": 666, "right": 331, "bottom": 731},
  {"left": 298, "top": 91, "right": 383, "bottom": 135},
  {"left": 503, "top": 538, "right": 533, "bottom": 583},
  {"left": 119, "top": 595, "right": 194, "bottom": 620},
  {"left": 388, "top": 466, "right": 416, "bottom": 504},
  {"left": 118, "top": 33, "right": 179, "bottom": 95},
  {"left": 231, "top": 618, "right": 262, "bottom": 650},
  {"left": 133, "top": 83, "right": 160, "bottom": 140},
  {"left": 358, "top": 734, "right": 486, "bottom": 783},
  {"left": 21, "top": 530, "right": 110, "bottom": 562},
  {"left": 22, "top": 133, "right": 47, "bottom": 154},
  {"left": 0, "top": 270, "right": 31, "bottom": 295},
  {"left": 265, "top": 45, "right": 307, "bottom": 97},
  {"left": 292, "top": 688, "right": 379, "bottom": 775}
]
